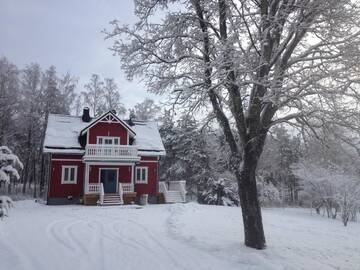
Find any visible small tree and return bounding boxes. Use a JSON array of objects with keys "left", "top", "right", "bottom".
[
  {"left": 200, "top": 177, "right": 239, "bottom": 206},
  {"left": 0, "top": 146, "right": 23, "bottom": 184}
]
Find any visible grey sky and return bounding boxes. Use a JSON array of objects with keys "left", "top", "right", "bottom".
[{"left": 0, "top": 0, "right": 160, "bottom": 110}]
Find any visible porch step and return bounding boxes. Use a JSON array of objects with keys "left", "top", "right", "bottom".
[
  {"left": 99, "top": 193, "right": 123, "bottom": 206},
  {"left": 165, "top": 191, "right": 185, "bottom": 203}
]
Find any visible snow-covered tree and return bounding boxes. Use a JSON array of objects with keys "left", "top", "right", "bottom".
[
  {"left": 0, "top": 195, "right": 14, "bottom": 220},
  {"left": 293, "top": 160, "right": 360, "bottom": 225},
  {"left": 0, "top": 146, "right": 23, "bottom": 184},
  {"left": 258, "top": 125, "right": 301, "bottom": 204},
  {"left": 82, "top": 74, "right": 104, "bottom": 117},
  {"left": 200, "top": 177, "right": 239, "bottom": 206},
  {"left": 102, "top": 78, "right": 126, "bottom": 116},
  {"left": 19, "top": 63, "right": 42, "bottom": 195},
  {"left": 0, "top": 57, "right": 19, "bottom": 146},
  {"left": 257, "top": 176, "right": 281, "bottom": 207},
  {"left": 107, "top": 0, "right": 360, "bottom": 249},
  {"left": 131, "top": 98, "right": 161, "bottom": 121},
  {"left": 57, "top": 72, "right": 77, "bottom": 114}
]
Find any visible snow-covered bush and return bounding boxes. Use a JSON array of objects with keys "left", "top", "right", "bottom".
[
  {"left": 200, "top": 177, "right": 239, "bottom": 206},
  {"left": 0, "top": 195, "right": 14, "bottom": 219},
  {"left": 293, "top": 161, "right": 360, "bottom": 225},
  {"left": 336, "top": 180, "right": 360, "bottom": 226},
  {"left": 257, "top": 176, "right": 281, "bottom": 207},
  {"left": 0, "top": 146, "right": 23, "bottom": 184}
]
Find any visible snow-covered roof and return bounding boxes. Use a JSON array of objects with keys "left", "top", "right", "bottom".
[
  {"left": 132, "top": 121, "right": 166, "bottom": 156},
  {"left": 43, "top": 114, "right": 166, "bottom": 156}
]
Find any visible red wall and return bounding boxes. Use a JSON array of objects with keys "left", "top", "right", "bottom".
[
  {"left": 89, "top": 165, "right": 132, "bottom": 183},
  {"left": 48, "top": 152, "right": 160, "bottom": 199},
  {"left": 49, "top": 157, "right": 84, "bottom": 198},
  {"left": 88, "top": 122, "right": 128, "bottom": 145},
  {"left": 135, "top": 157, "right": 158, "bottom": 196}
]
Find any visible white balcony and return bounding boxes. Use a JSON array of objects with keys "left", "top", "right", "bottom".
[{"left": 84, "top": 144, "right": 139, "bottom": 161}]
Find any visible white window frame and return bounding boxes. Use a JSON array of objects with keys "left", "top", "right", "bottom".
[
  {"left": 61, "top": 166, "right": 78, "bottom": 184},
  {"left": 96, "top": 136, "right": 120, "bottom": 145},
  {"left": 135, "top": 167, "right": 148, "bottom": 184}
]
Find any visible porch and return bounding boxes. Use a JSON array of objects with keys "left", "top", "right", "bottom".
[{"left": 83, "top": 162, "right": 137, "bottom": 205}]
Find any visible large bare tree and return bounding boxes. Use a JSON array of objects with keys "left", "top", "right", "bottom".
[{"left": 106, "top": 0, "right": 360, "bottom": 249}]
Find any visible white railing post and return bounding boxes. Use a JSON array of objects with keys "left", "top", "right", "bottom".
[
  {"left": 118, "top": 183, "right": 124, "bottom": 204},
  {"left": 159, "top": 182, "right": 168, "bottom": 202},
  {"left": 179, "top": 180, "right": 186, "bottom": 202},
  {"left": 99, "top": 183, "right": 104, "bottom": 205}
]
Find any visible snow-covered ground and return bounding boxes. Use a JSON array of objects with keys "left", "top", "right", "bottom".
[{"left": 1, "top": 201, "right": 359, "bottom": 270}]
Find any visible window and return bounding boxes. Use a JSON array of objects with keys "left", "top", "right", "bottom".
[
  {"left": 97, "top": 136, "right": 120, "bottom": 145},
  {"left": 135, "top": 167, "right": 148, "bottom": 184},
  {"left": 61, "top": 166, "right": 77, "bottom": 184}
]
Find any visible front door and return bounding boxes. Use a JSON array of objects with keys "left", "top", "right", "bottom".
[{"left": 100, "top": 169, "right": 117, "bottom": 193}]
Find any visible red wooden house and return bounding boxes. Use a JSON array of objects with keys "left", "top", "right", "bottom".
[{"left": 43, "top": 108, "right": 186, "bottom": 205}]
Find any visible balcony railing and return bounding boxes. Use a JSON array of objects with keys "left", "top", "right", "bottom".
[{"left": 84, "top": 144, "right": 138, "bottom": 159}]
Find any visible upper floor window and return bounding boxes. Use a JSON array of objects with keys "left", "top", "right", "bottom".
[
  {"left": 61, "top": 166, "right": 77, "bottom": 184},
  {"left": 97, "top": 136, "right": 120, "bottom": 145}
]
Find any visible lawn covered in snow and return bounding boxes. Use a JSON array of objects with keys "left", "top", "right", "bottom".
[{"left": 1, "top": 201, "right": 359, "bottom": 270}]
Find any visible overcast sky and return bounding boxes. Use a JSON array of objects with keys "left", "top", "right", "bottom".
[{"left": 0, "top": 0, "right": 160, "bottom": 109}]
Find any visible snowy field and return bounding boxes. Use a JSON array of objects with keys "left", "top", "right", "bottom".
[{"left": 1, "top": 201, "right": 359, "bottom": 270}]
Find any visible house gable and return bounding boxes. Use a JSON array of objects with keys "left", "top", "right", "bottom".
[
  {"left": 88, "top": 121, "right": 129, "bottom": 145},
  {"left": 79, "top": 111, "right": 136, "bottom": 146},
  {"left": 80, "top": 111, "right": 136, "bottom": 137}
]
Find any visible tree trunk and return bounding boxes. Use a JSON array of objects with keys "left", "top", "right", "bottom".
[{"left": 236, "top": 154, "right": 266, "bottom": 249}]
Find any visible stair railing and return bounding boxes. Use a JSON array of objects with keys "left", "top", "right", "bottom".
[
  {"left": 100, "top": 183, "right": 104, "bottom": 205},
  {"left": 179, "top": 180, "right": 187, "bottom": 202},
  {"left": 118, "top": 183, "right": 124, "bottom": 204},
  {"left": 159, "top": 182, "right": 168, "bottom": 202}
]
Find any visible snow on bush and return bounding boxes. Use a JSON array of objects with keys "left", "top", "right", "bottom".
[
  {"left": 200, "top": 177, "right": 239, "bottom": 206},
  {"left": 0, "top": 146, "right": 23, "bottom": 184},
  {"left": 257, "top": 176, "right": 281, "bottom": 207},
  {"left": 0, "top": 195, "right": 14, "bottom": 220},
  {"left": 293, "top": 161, "right": 360, "bottom": 226}
]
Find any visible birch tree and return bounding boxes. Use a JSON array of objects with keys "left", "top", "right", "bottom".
[
  {"left": 107, "top": 0, "right": 360, "bottom": 249},
  {"left": 82, "top": 74, "right": 104, "bottom": 116},
  {"left": 102, "top": 78, "right": 126, "bottom": 116}
]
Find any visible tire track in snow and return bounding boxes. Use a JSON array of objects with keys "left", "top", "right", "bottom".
[
  {"left": 46, "top": 219, "right": 77, "bottom": 252},
  {"left": 126, "top": 218, "right": 192, "bottom": 270}
]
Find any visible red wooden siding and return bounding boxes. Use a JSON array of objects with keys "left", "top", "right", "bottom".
[
  {"left": 49, "top": 159, "right": 84, "bottom": 198},
  {"left": 88, "top": 122, "right": 128, "bottom": 145},
  {"left": 135, "top": 157, "right": 158, "bottom": 196},
  {"left": 89, "top": 165, "right": 132, "bottom": 183}
]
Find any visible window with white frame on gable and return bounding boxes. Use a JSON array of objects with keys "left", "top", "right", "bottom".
[{"left": 135, "top": 167, "right": 148, "bottom": 184}]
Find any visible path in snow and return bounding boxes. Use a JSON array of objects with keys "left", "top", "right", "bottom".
[{"left": 0, "top": 201, "right": 359, "bottom": 270}]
